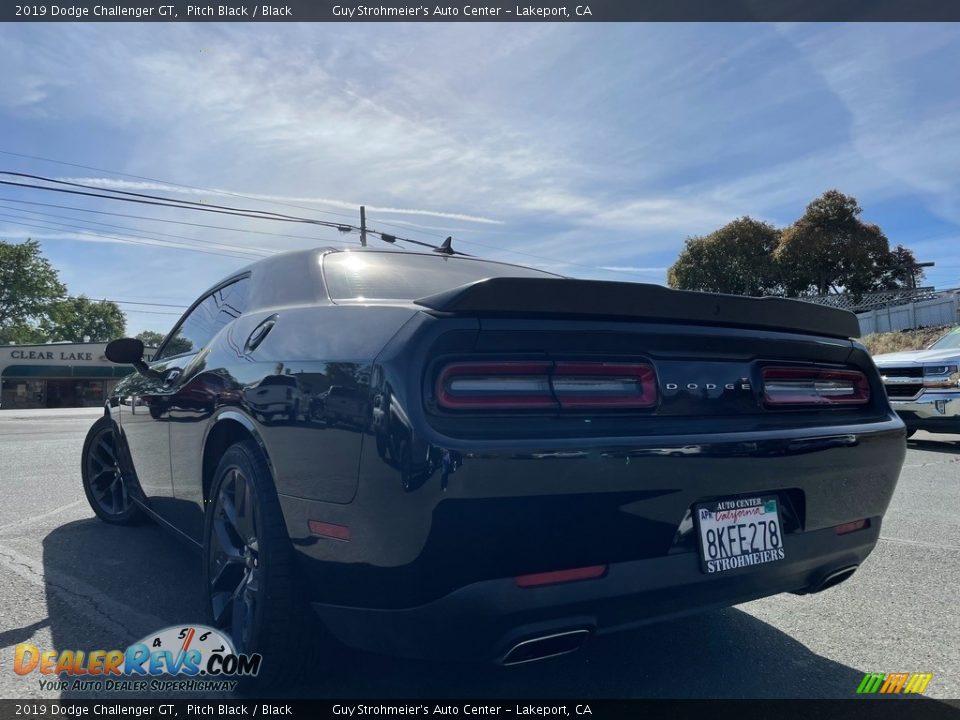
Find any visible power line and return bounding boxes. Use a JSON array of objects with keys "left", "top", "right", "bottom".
[
  {"left": 0, "top": 174, "right": 465, "bottom": 256},
  {"left": 0, "top": 205, "right": 272, "bottom": 258},
  {"left": 0, "top": 151, "right": 553, "bottom": 266},
  {"left": 1, "top": 155, "right": 641, "bottom": 276},
  {"left": 0, "top": 212, "right": 263, "bottom": 260},
  {"left": 0, "top": 158, "right": 666, "bottom": 279},
  {"left": 0, "top": 173, "right": 454, "bottom": 252},
  {"left": 0, "top": 152, "right": 497, "bottom": 258},
  {"left": 0, "top": 149, "right": 361, "bottom": 222},
  {"left": 0, "top": 172, "right": 353, "bottom": 229},
  {"left": 365, "top": 225, "right": 440, "bottom": 251},
  {"left": 363, "top": 215, "right": 451, "bottom": 240},
  {"left": 415, "top": 231, "right": 665, "bottom": 278},
  {"left": 5, "top": 171, "right": 332, "bottom": 222},
  {"left": 0, "top": 216, "right": 262, "bottom": 260},
  {"left": 66, "top": 296, "right": 188, "bottom": 309},
  {"left": 366, "top": 214, "right": 664, "bottom": 278},
  {"left": 117, "top": 308, "right": 182, "bottom": 316},
  {"left": 0, "top": 197, "right": 345, "bottom": 244}
]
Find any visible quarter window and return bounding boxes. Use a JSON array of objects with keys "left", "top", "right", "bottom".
[{"left": 156, "top": 278, "right": 249, "bottom": 360}]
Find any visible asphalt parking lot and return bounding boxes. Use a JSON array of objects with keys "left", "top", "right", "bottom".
[{"left": 0, "top": 408, "right": 957, "bottom": 700}]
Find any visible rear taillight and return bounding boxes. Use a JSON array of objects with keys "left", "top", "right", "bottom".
[
  {"left": 552, "top": 362, "right": 657, "bottom": 409},
  {"left": 762, "top": 367, "right": 871, "bottom": 407},
  {"left": 436, "top": 361, "right": 555, "bottom": 410},
  {"left": 435, "top": 361, "right": 657, "bottom": 411}
]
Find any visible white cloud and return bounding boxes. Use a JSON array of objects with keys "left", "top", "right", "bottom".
[
  {"left": 3, "top": 21, "right": 960, "bottom": 310},
  {"left": 771, "top": 24, "right": 960, "bottom": 224}
]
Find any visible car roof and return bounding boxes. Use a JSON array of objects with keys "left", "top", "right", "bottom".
[{"left": 197, "top": 246, "right": 552, "bottom": 314}]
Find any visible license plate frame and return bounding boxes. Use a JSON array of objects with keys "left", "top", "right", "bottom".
[{"left": 693, "top": 495, "right": 786, "bottom": 574}]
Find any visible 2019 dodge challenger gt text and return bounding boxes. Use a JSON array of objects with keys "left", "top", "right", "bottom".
[{"left": 82, "top": 248, "right": 907, "bottom": 686}]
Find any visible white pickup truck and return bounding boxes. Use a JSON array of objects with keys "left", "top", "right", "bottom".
[{"left": 873, "top": 326, "right": 960, "bottom": 437}]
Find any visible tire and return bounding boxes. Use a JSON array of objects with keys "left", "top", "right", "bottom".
[
  {"left": 203, "top": 439, "right": 327, "bottom": 690},
  {"left": 81, "top": 416, "right": 146, "bottom": 525}
]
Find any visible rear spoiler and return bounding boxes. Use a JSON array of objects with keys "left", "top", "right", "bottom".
[{"left": 415, "top": 277, "right": 861, "bottom": 339}]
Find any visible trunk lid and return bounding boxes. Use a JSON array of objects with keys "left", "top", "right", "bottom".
[
  {"left": 417, "top": 314, "right": 886, "bottom": 441},
  {"left": 415, "top": 277, "right": 861, "bottom": 340}
]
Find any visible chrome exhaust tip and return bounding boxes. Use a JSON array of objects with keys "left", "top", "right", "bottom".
[
  {"left": 814, "top": 564, "right": 858, "bottom": 593},
  {"left": 501, "top": 629, "right": 591, "bottom": 666}
]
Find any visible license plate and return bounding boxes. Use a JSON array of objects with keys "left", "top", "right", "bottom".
[{"left": 694, "top": 495, "right": 785, "bottom": 574}]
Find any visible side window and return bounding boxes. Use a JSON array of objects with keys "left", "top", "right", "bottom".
[{"left": 156, "top": 278, "right": 249, "bottom": 361}]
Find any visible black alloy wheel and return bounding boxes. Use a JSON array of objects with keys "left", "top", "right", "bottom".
[
  {"left": 208, "top": 465, "right": 261, "bottom": 653},
  {"left": 204, "top": 439, "right": 329, "bottom": 689},
  {"left": 81, "top": 416, "right": 144, "bottom": 525}
]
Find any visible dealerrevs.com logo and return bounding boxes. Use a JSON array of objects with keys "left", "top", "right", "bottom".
[{"left": 14, "top": 625, "right": 261, "bottom": 693}]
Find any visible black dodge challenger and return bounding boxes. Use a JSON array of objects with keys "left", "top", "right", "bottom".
[{"left": 83, "top": 247, "right": 906, "bottom": 683}]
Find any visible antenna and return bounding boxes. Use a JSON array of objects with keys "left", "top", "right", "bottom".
[{"left": 434, "top": 236, "right": 455, "bottom": 255}]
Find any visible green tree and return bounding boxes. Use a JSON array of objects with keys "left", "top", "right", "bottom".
[
  {"left": 41, "top": 296, "right": 127, "bottom": 343},
  {"left": 0, "top": 239, "right": 67, "bottom": 343},
  {"left": 880, "top": 244, "right": 924, "bottom": 289},
  {"left": 775, "top": 190, "right": 909, "bottom": 299},
  {"left": 667, "top": 190, "right": 921, "bottom": 301},
  {"left": 667, "top": 217, "right": 780, "bottom": 296},
  {"left": 135, "top": 330, "right": 166, "bottom": 348}
]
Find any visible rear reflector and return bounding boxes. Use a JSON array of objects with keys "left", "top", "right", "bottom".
[
  {"left": 515, "top": 564, "right": 607, "bottom": 588},
  {"left": 833, "top": 519, "right": 869, "bottom": 535},
  {"left": 308, "top": 520, "right": 351, "bottom": 541},
  {"left": 762, "top": 367, "right": 870, "bottom": 406},
  {"left": 436, "top": 361, "right": 657, "bottom": 411}
]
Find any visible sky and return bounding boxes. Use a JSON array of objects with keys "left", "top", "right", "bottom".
[{"left": 1, "top": 22, "right": 960, "bottom": 336}]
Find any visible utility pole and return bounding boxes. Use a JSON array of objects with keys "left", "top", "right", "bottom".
[
  {"left": 912, "top": 261, "right": 935, "bottom": 289},
  {"left": 359, "top": 206, "right": 367, "bottom": 247}
]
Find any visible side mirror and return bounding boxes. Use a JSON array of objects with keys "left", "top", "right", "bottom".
[
  {"left": 105, "top": 337, "right": 145, "bottom": 364},
  {"left": 105, "top": 338, "right": 156, "bottom": 378}
]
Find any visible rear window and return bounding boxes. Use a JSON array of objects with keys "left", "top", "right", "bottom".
[{"left": 323, "top": 251, "right": 558, "bottom": 301}]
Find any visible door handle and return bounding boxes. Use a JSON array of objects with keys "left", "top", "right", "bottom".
[
  {"left": 245, "top": 314, "right": 278, "bottom": 353},
  {"left": 162, "top": 369, "right": 182, "bottom": 387}
]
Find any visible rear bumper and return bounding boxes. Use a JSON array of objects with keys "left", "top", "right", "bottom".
[
  {"left": 311, "top": 521, "right": 880, "bottom": 662},
  {"left": 890, "top": 392, "right": 960, "bottom": 432},
  {"left": 281, "top": 418, "right": 905, "bottom": 610}
]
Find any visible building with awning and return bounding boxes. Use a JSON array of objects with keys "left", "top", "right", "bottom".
[{"left": 0, "top": 342, "right": 134, "bottom": 409}]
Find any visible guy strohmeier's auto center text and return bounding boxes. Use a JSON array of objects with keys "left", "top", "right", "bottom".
[
  {"left": 332, "top": 4, "right": 593, "bottom": 18},
  {"left": 14, "top": 3, "right": 592, "bottom": 18},
  {"left": 332, "top": 705, "right": 593, "bottom": 716}
]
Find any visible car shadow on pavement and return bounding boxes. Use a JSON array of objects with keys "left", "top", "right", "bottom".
[
  {"left": 38, "top": 516, "right": 205, "bottom": 700},
  {"left": 283, "top": 609, "right": 882, "bottom": 699},
  {"left": 38, "top": 518, "right": 899, "bottom": 700},
  {"left": 0, "top": 619, "right": 50, "bottom": 649},
  {"left": 908, "top": 438, "right": 960, "bottom": 454}
]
